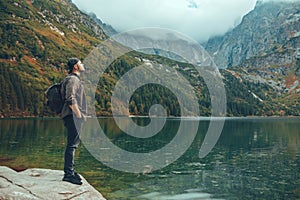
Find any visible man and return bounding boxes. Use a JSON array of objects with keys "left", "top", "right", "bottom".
[{"left": 61, "top": 58, "right": 87, "bottom": 185}]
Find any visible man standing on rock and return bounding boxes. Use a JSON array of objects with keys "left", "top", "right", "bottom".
[{"left": 60, "top": 58, "right": 87, "bottom": 185}]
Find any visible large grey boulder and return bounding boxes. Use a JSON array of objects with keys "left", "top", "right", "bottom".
[{"left": 0, "top": 166, "right": 106, "bottom": 200}]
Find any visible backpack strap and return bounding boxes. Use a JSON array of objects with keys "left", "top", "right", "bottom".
[{"left": 70, "top": 73, "right": 81, "bottom": 80}]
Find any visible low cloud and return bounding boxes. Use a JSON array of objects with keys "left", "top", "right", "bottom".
[
  {"left": 260, "top": 0, "right": 300, "bottom": 2},
  {"left": 73, "top": 0, "right": 257, "bottom": 42}
]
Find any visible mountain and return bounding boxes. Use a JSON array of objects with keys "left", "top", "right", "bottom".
[
  {"left": 0, "top": 0, "right": 299, "bottom": 117},
  {"left": 88, "top": 12, "right": 118, "bottom": 36},
  {"left": 205, "top": 0, "right": 300, "bottom": 68},
  {"left": 204, "top": 0, "right": 300, "bottom": 115},
  {"left": 0, "top": 0, "right": 106, "bottom": 117}
]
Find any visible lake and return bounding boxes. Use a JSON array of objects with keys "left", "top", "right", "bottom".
[{"left": 0, "top": 117, "right": 299, "bottom": 199}]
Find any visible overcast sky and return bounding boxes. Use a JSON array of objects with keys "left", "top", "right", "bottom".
[{"left": 72, "top": 0, "right": 258, "bottom": 42}]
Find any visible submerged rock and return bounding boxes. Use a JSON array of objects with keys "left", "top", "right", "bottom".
[{"left": 0, "top": 166, "right": 106, "bottom": 200}]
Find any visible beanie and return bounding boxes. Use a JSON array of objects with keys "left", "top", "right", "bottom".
[{"left": 67, "top": 57, "right": 79, "bottom": 72}]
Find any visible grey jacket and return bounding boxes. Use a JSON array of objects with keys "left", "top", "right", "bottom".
[{"left": 60, "top": 73, "right": 87, "bottom": 119}]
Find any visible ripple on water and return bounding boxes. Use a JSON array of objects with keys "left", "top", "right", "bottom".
[{"left": 138, "top": 191, "right": 215, "bottom": 200}]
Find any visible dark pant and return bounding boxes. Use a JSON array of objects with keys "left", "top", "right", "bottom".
[{"left": 63, "top": 115, "right": 83, "bottom": 176}]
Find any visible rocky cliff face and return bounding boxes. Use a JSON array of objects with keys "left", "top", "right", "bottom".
[
  {"left": 88, "top": 12, "right": 118, "bottom": 36},
  {"left": 205, "top": 1, "right": 300, "bottom": 68},
  {"left": 1, "top": 0, "right": 300, "bottom": 116},
  {"left": 204, "top": 1, "right": 300, "bottom": 115},
  {"left": 32, "top": 0, "right": 107, "bottom": 39}
]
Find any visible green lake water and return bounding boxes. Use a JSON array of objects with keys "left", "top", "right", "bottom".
[{"left": 0, "top": 117, "right": 299, "bottom": 199}]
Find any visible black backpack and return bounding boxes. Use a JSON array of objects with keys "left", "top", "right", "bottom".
[{"left": 45, "top": 82, "right": 64, "bottom": 114}]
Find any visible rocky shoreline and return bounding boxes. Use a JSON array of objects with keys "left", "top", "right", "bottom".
[{"left": 0, "top": 166, "right": 106, "bottom": 200}]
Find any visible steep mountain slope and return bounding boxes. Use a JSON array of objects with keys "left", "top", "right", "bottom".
[
  {"left": 0, "top": 0, "right": 106, "bottom": 116},
  {"left": 88, "top": 12, "right": 118, "bottom": 36},
  {"left": 204, "top": 0, "right": 300, "bottom": 115},
  {"left": 205, "top": 1, "right": 300, "bottom": 68},
  {"left": 0, "top": 0, "right": 298, "bottom": 117}
]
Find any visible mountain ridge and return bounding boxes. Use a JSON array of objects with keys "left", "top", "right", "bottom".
[
  {"left": 0, "top": 0, "right": 106, "bottom": 116},
  {"left": 1, "top": 0, "right": 300, "bottom": 117},
  {"left": 205, "top": 0, "right": 300, "bottom": 68},
  {"left": 204, "top": 0, "right": 300, "bottom": 115}
]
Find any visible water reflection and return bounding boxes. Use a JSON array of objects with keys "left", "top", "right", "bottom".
[
  {"left": 0, "top": 118, "right": 66, "bottom": 171},
  {"left": 0, "top": 117, "right": 299, "bottom": 199},
  {"left": 108, "top": 117, "right": 300, "bottom": 199}
]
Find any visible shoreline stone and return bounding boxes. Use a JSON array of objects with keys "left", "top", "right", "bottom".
[{"left": 0, "top": 166, "right": 106, "bottom": 200}]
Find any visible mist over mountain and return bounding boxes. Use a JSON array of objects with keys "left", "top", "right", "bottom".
[
  {"left": 1, "top": 0, "right": 300, "bottom": 117},
  {"left": 87, "top": 12, "right": 118, "bottom": 36},
  {"left": 205, "top": 0, "right": 300, "bottom": 68},
  {"left": 72, "top": 0, "right": 257, "bottom": 43},
  {"left": 204, "top": 0, "right": 300, "bottom": 115}
]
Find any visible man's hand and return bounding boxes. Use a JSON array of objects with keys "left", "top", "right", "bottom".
[
  {"left": 81, "top": 114, "right": 87, "bottom": 122},
  {"left": 69, "top": 104, "right": 82, "bottom": 119}
]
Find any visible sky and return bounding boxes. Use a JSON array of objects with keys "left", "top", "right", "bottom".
[{"left": 72, "top": 0, "right": 259, "bottom": 42}]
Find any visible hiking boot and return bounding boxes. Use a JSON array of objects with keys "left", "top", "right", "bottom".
[
  {"left": 62, "top": 174, "right": 82, "bottom": 185},
  {"left": 74, "top": 172, "right": 82, "bottom": 181}
]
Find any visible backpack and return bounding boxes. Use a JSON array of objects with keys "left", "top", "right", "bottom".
[{"left": 45, "top": 82, "right": 64, "bottom": 114}]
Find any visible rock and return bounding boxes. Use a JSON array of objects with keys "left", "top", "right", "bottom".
[
  {"left": 204, "top": 1, "right": 300, "bottom": 67},
  {"left": 0, "top": 166, "right": 106, "bottom": 200}
]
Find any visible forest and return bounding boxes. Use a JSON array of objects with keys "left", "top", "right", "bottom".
[{"left": 0, "top": 0, "right": 299, "bottom": 117}]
